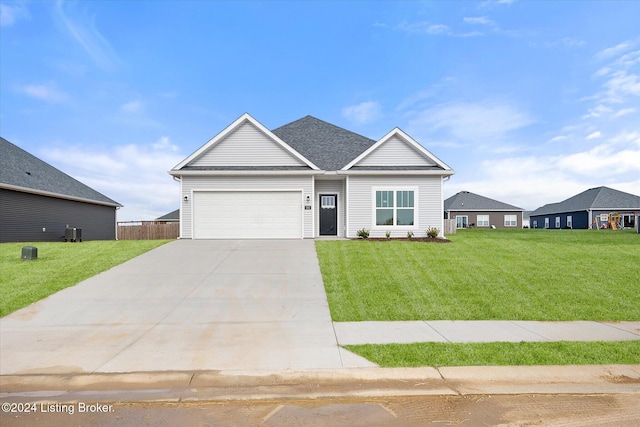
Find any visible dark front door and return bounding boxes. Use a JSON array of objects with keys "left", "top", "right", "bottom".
[{"left": 319, "top": 194, "right": 338, "bottom": 236}]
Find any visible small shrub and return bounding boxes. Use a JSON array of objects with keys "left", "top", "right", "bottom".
[
  {"left": 407, "top": 231, "right": 414, "bottom": 239},
  {"left": 385, "top": 231, "right": 391, "bottom": 239},
  {"left": 356, "top": 228, "right": 370, "bottom": 239},
  {"left": 426, "top": 227, "right": 439, "bottom": 238}
]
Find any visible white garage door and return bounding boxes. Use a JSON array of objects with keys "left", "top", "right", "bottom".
[{"left": 193, "top": 191, "right": 302, "bottom": 239}]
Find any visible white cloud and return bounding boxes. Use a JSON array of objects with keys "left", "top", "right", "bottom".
[
  {"left": 398, "top": 20, "right": 484, "bottom": 38},
  {"left": 41, "top": 139, "right": 185, "bottom": 221},
  {"left": 548, "top": 135, "right": 568, "bottom": 144},
  {"left": 342, "top": 101, "right": 382, "bottom": 124},
  {"left": 463, "top": 16, "right": 495, "bottom": 26},
  {"left": 399, "top": 21, "right": 450, "bottom": 35},
  {"left": 54, "top": 1, "right": 121, "bottom": 71},
  {"left": 20, "top": 82, "right": 68, "bottom": 103},
  {"left": 0, "top": 2, "right": 29, "bottom": 26},
  {"left": 407, "top": 101, "right": 535, "bottom": 141},
  {"left": 152, "top": 136, "right": 178, "bottom": 152},
  {"left": 120, "top": 100, "right": 143, "bottom": 114},
  {"left": 613, "top": 108, "right": 638, "bottom": 117},
  {"left": 595, "top": 41, "right": 634, "bottom": 61},
  {"left": 585, "top": 131, "right": 601, "bottom": 140}
]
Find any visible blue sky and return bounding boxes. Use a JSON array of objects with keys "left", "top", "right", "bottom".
[{"left": 1, "top": 0, "right": 639, "bottom": 221}]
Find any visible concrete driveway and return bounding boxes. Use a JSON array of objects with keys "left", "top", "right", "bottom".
[{"left": 0, "top": 240, "right": 373, "bottom": 375}]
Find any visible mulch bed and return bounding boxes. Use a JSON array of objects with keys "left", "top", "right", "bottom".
[{"left": 354, "top": 237, "right": 452, "bottom": 243}]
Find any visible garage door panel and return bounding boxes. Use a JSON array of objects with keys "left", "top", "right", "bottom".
[{"left": 193, "top": 191, "right": 302, "bottom": 239}]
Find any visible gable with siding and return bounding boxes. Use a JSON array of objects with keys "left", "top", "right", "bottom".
[
  {"left": 189, "top": 120, "right": 307, "bottom": 167},
  {"left": 354, "top": 134, "right": 436, "bottom": 167},
  {"left": 343, "top": 128, "right": 452, "bottom": 171}
]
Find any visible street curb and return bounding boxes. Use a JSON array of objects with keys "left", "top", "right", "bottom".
[{"left": 1, "top": 365, "right": 639, "bottom": 403}]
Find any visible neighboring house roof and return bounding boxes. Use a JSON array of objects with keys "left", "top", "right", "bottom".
[
  {"left": 0, "top": 137, "right": 121, "bottom": 207},
  {"left": 444, "top": 191, "right": 524, "bottom": 212},
  {"left": 156, "top": 209, "right": 179, "bottom": 221},
  {"left": 530, "top": 186, "right": 640, "bottom": 217},
  {"left": 271, "top": 115, "right": 377, "bottom": 170}
]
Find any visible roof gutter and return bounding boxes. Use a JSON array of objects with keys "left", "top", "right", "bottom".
[
  {"left": 336, "top": 170, "right": 455, "bottom": 176},
  {"left": 0, "top": 183, "right": 122, "bottom": 208},
  {"left": 169, "top": 170, "right": 324, "bottom": 177}
]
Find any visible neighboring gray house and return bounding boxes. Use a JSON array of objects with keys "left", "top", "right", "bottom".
[
  {"left": 529, "top": 186, "right": 640, "bottom": 230},
  {"left": 444, "top": 191, "right": 525, "bottom": 229},
  {"left": 169, "top": 113, "right": 454, "bottom": 239},
  {"left": 0, "top": 137, "right": 122, "bottom": 242},
  {"left": 156, "top": 209, "right": 179, "bottom": 222}
]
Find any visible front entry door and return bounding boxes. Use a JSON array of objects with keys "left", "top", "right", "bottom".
[{"left": 319, "top": 194, "right": 338, "bottom": 236}]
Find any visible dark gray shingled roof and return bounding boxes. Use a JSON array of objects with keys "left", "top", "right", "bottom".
[
  {"left": 444, "top": 191, "right": 524, "bottom": 211},
  {"left": 530, "top": 186, "right": 640, "bottom": 216},
  {"left": 156, "top": 209, "right": 179, "bottom": 221},
  {"left": 271, "top": 115, "right": 377, "bottom": 170},
  {"left": 0, "top": 137, "right": 121, "bottom": 206}
]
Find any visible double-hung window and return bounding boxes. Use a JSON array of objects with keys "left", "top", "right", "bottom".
[
  {"left": 375, "top": 190, "right": 415, "bottom": 226},
  {"left": 477, "top": 215, "right": 489, "bottom": 227},
  {"left": 504, "top": 215, "right": 517, "bottom": 227}
]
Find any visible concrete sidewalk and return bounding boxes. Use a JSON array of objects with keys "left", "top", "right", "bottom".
[{"left": 335, "top": 320, "right": 640, "bottom": 345}]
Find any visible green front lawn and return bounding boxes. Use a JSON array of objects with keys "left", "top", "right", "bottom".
[
  {"left": 316, "top": 229, "right": 640, "bottom": 321},
  {"left": 0, "top": 240, "right": 171, "bottom": 317}
]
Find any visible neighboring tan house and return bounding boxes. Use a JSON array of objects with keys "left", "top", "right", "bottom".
[
  {"left": 444, "top": 191, "right": 525, "bottom": 229},
  {"left": 529, "top": 186, "right": 640, "bottom": 230},
  {"left": 0, "top": 137, "right": 122, "bottom": 242},
  {"left": 169, "top": 113, "right": 454, "bottom": 239}
]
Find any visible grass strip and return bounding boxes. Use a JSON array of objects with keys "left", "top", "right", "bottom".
[
  {"left": 345, "top": 341, "right": 640, "bottom": 366},
  {"left": 0, "top": 240, "right": 171, "bottom": 317},
  {"left": 345, "top": 340, "right": 640, "bottom": 367}
]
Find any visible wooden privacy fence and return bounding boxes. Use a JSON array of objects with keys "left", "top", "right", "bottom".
[
  {"left": 117, "top": 221, "right": 179, "bottom": 240},
  {"left": 443, "top": 219, "right": 456, "bottom": 235}
]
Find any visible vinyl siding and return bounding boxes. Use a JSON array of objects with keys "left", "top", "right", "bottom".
[
  {"left": 346, "top": 176, "right": 443, "bottom": 238},
  {"left": 0, "top": 189, "right": 116, "bottom": 242},
  {"left": 315, "top": 180, "right": 345, "bottom": 237},
  {"left": 530, "top": 211, "right": 589, "bottom": 229},
  {"left": 180, "top": 175, "right": 313, "bottom": 238},
  {"left": 355, "top": 135, "right": 435, "bottom": 167},
  {"left": 446, "top": 211, "right": 524, "bottom": 228},
  {"left": 189, "top": 121, "right": 306, "bottom": 167}
]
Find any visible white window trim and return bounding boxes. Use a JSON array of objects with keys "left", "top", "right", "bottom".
[
  {"left": 477, "top": 215, "right": 490, "bottom": 227},
  {"left": 555, "top": 216, "right": 561, "bottom": 228},
  {"left": 504, "top": 214, "right": 517, "bottom": 227},
  {"left": 545, "top": 218, "right": 550, "bottom": 228},
  {"left": 567, "top": 215, "right": 572, "bottom": 228},
  {"left": 456, "top": 215, "right": 468, "bottom": 229},
  {"left": 320, "top": 195, "right": 336, "bottom": 209},
  {"left": 371, "top": 187, "right": 418, "bottom": 229}
]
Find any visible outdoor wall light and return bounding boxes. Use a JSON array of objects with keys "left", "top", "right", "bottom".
[{"left": 183, "top": 195, "right": 189, "bottom": 202}]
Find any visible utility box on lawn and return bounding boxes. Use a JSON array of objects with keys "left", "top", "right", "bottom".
[{"left": 21, "top": 246, "right": 38, "bottom": 261}]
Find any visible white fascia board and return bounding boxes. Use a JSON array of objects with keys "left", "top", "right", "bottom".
[
  {"left": 341, "top": 127, "right": 453, "bottom": 171},
  {"left": 338, "top": 169, "right": 455, "bottom": 176},
  {"left": 447, "top": 208, "right": 525, "bottom": 212},
  {"left": 168, "top": 169, "right": 323, "bottom": 177},
  {"left": 0, "top": 183, "right": 122, "bottom": 207},
  {"left": 171, "top": 113, "right": 319, "bottom": 171}
]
